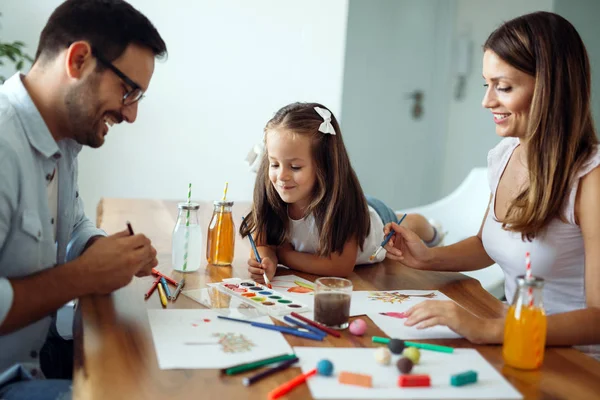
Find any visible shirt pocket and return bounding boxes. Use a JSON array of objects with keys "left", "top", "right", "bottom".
[{"left": 21, "top": 210, "right": 43, "bottom": 242}]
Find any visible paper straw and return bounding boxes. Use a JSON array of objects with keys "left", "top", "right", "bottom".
[
  {"left": 214, "top": 182, "right": 228, "bottom": 263},
  {"left": 526, "top": 251, "right": 533, "bottom": 306},
  {"left": 182, "top": 183, "right": 191, "bottom": 271}
]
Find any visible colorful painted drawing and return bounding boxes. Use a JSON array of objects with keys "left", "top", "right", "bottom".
[
  {"left": 367, "top": 291, "right": 436, "bottom": 304},
  {"left": 213, "top": 332, "right": 255, "bottom": 353},
  {"left": 272, "top": 280, "right": 315, "bottom": 294}
]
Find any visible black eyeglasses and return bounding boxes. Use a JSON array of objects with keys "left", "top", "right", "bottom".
[{"left": 92, "top": 49, "right": 145, "bottom": 106}]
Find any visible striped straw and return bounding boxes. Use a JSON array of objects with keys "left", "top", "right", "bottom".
[
  {"left": 182, "top": 183, "right": 192, "bottom": 271},
  {"left": 525, "top": 251, "right": 533, "bottom": 306},
  {"left": 214, "top": 182, "right": 228, "bottom": 263}
]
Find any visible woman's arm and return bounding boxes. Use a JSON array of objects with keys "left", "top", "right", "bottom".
[
  {"left": 405, "top": 171, "right": 600, "bottom": 346},
  {"left": 277, "top": 239, "right": 358, "bottom": 277},
  {"left": 385, "top": 194, "right": 495, "bottom": 272},
  {"left": 542, "top": 166, "right": 600, "bottom": 345}
]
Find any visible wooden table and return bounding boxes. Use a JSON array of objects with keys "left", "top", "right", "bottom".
[{"left": 72, "top": 198, "right": 600, "bottom": 400}]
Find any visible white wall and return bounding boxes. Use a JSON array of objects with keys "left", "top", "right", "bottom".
[
  {"left": 341, "top": 0, "right": 455, "bottom": 209},
  {"left": 553, "top": 0, "right": 600, "bottom": 131},
  {"left": 1, "top": 0, "right": 349, "bottom": 220},
  {"left": 440, "top": 0, "right": 554, "bottom": 196}
]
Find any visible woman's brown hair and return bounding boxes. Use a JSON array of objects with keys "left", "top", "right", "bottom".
[
  {"left": 240, "top": 102, "right": 370, "bottom": 257},
  {"left": 484, "top": 11, "right": 598, "bottom": 240}
]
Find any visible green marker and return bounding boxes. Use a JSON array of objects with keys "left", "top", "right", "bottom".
[
  {"left": 371, "top": 336, "right": 454, "bottom": 353},
  {"left": 224, "top": 353, "right": 297, "bottom": 375}
]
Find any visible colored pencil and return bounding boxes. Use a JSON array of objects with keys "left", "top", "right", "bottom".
[
  {"left": 290, "top": 312, "right": 341, "bottom": 338},
  {"left": 224, "top": 353, "right": 297, "bottom": 376},
  {"left": 217, "top": 316, "right": 323, "bottom": 341},
  {"left": 369, "top": 213, "right": 407, "bottom": 261},
  {"left": 151, "top": 268, "right": 178, "bottom": 286},
  {"left": 144, "top": 276, "right": 161, "bottom": 299},
  {"left": 160, "top": 277, "right": 172, "bottom": 300},
  {"left": 371, "top": 336, "right": 454, "bottom": 353},
  {"left": 157, "top": 282, "right": 168, "bottom": 308},
  {"left": 126, "top": 221, "right": 134, "bottom": 235},
  {"left": 171, "top": 278, "right": 185, "bottom": 301},
  {"left": 243, "top": 357, "right": 299, "bottom": 386},
  {"left": 268, "top": 367, "right": 317, "bottom": 399},
  {"left": 283, "top": 316, "right": 326, "bottom": 338}
]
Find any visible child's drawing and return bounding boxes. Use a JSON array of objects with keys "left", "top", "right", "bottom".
[
  {"left": 213, "top": 332, "right": 255, "bottom": 353},
  {"left": 368, "top": 291, "right": 436, "bottom": 304}
]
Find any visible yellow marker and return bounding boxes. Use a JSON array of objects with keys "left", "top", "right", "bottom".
[{"left": 157, "top": 282, "right": 168, "bottom": 308}]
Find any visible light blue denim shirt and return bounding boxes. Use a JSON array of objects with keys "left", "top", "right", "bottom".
[{"left": 0, "top": 73, "right": 106, "bottom": 376}]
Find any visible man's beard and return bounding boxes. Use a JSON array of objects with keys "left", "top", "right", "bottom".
[{"left": 64, "top": 75, "right": 104, "bottom": 148}]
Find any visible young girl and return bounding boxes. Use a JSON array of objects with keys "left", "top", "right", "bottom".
[{"left": 240, "top": 102, "right": 442, "bottom": 282}]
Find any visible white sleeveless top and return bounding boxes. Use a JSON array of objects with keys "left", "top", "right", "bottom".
[
  {"left": 288, "top": 206, "right": 385, "bottom": 265},
  {"left": 482, "top": 138, "right": 600, "bottom": 355}
]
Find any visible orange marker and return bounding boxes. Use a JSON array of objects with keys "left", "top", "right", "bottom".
[
  {"left": 152, "top": 268, "right": 178, "bottom": 286},
  {"left": 268, "top": 368, "right": 317, "bottom": 400}
]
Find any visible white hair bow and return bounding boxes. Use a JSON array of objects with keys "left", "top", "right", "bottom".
[{"left": 314, "top": 106, "right": 337, "bottom": 135}]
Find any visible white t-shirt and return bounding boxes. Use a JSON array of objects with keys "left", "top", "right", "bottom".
[{"left": 288, "top": 205, "right": 386, "bottom": 265}]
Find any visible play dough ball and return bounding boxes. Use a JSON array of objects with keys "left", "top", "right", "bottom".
[
  {"left": 349, "top": 319, "right": 367, "bottom": 336},
  {"left": 374, "top": 347, "right": 392, "bottom": 365},
  {"left": 317, "top": 359, "right": 334, "bottom": 376},
  {"left": 396, "top": 357, "right": 414, "bottom": 374},
  {"left": 402, "top": 347, "right": 421, "bottom": 364},
  {"left": 387, "top": 338, "right": 406, "bottom": 354}
]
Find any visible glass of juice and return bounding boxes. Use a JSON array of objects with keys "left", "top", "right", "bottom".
[
  {"left": 314, "top": 277, "right": 353, "bottom": 329},
  {"left": 206, "top": 200, "right": 235, "bottom": 266},
  {"left": 503, "top": 275, "right": 547, "bottom": 370}
]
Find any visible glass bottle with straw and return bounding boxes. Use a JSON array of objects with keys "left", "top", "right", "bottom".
[
  {"left": 503, "top": 251, "right": 547, "bottom": 369},
  {"left": 207, "top": 182, "right": 235, "bottom": 266},
  {"left": 172, "top": 183, "right": 202, "bottom": 272}
]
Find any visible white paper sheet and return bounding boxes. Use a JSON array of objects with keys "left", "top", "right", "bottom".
[
  {"left": 294, "top": 347, "right": 522, "bottom": 399},
  {"left": 147, "top": 309, "right": 293, "bottom": 369},
  {"left": 367, "top": 312, "right": 461, "bottom": 340},
  {"left": 350, "top": 290, "right": 452, "bottom": 317}
]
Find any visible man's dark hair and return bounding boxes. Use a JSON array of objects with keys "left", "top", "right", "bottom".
[{"left": 35, "top": 0, "right": 167, "bottom": 63}]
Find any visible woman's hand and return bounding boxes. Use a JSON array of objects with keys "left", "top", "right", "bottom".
[
  {"left": 247, "top": 256, "right": 277, "bottom": 283},
  {"left": 404, "top": 300, "right": 504, "bottom": 344},
  {"left": 383, "top": 223, "right": 434, "bottom": 269}
]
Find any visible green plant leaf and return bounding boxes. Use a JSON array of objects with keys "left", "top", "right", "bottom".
[{"left": 16, "top": 60, "right": 23, "bottom": 70}]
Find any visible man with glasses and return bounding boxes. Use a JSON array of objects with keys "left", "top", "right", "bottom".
[{"left": 0, "top": 1, "right": 167, "bottom": 398}]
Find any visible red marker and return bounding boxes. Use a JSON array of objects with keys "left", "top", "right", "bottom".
[{"left": 145, "top": 276, "right": 161, "bottom": 299}]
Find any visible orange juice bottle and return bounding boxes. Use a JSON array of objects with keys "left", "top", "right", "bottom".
[
  {"left": 206, "top": 201, "right": 235, "bottom": 266},
  {"left": 503, "top": 275, "right": 547, "bottom": 370}
]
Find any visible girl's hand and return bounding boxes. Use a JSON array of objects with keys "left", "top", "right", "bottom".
[
  {"left": 383, "top": 223, "right": 433, "bottom": 269},
  {"left": 247, "top": 256, "right": 277, "bottom": 283},
  {"left": 403, "top": 300, "right": 503, "bottom": 344}
]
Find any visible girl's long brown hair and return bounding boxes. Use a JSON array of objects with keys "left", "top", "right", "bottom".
[
  {"left": 484, "top": 11, "right": 598, "bottom": 240},
  {"left": 240, "top": 102, "right": 370, "bottom": 257}
]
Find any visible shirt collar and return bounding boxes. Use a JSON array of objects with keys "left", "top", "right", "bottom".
[{"left": 3, "top": 73, "right": 63, "bottom": 160}]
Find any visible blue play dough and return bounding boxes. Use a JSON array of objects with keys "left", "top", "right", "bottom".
[{"left": 316, "top": 359, "right": 334, "bottom": 376}]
